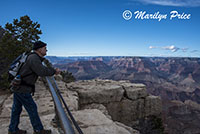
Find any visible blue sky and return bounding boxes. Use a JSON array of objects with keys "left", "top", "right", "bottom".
[{"left": 0, "top": 0, "right": 200, "bottom": 57}]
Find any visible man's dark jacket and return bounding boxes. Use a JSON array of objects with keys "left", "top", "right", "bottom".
[{"left": 17, "top": 52, "right": 56, "bottom": 93}]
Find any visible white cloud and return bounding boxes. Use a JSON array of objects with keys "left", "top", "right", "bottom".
[
  {"left": 162, "top": 45, "right": 179, "bottom": 52},
  {"left": 149, "top": 45, "right": 189, "bottom": 53},
  {"left": 132, "top": 0, "right": 200, "bottom": 7}
]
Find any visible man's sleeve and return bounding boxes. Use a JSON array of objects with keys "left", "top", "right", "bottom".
[{"left": 29, "top": 56, "right": 56, "bottom": 77}]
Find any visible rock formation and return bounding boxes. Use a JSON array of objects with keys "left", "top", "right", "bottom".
[
  {"left": 66, "top": 79, "right": 163, "bottom": 134},
  {"left": 0, "top": 77, "right": 163, "bottom": 134}
]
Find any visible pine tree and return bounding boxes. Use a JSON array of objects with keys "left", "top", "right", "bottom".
[{"left": 0, "top": 15, "right": 42, "bottom": 90}]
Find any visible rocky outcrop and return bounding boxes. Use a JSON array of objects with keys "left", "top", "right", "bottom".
[
  {"left": 67, "top": 79, "right": 163, "bottom": 134},
  {"left": 56, "top": 78, "right": 141, "bottom": 134},
  {"left": 0, "top": 77, "right": 163, "bottom": 134}
]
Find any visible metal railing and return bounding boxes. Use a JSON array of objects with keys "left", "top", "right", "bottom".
[
  {"left": 46, "top": 76, "right": 75, "bottom": 134},
  {"left": 51, "top": 77, "right": 84, "bottom": 134}
]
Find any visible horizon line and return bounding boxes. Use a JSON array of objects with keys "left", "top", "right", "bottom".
[{"left": 46, "top": 55, "right": 200, "bottom": 58}]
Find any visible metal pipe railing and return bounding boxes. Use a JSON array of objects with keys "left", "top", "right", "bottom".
[
  {"left": 51, "top": 77, "right": 84, "bottom": 134},
  {"left": 46, "top": 76, "right": 75, "bottom": 134}
]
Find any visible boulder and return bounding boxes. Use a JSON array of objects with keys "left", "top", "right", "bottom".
[
  {"left": 68, "top": 80, "right": 124, "bottom": 105},
  {"left": 122, "top": 83, "right": 148, "bottom": 100},
  {"left": 72, "top": 109, "right": 139, "bottom": 134}
]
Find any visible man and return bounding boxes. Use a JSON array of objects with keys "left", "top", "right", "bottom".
[{"left": 8, "top": 41, "right": 60, "bottom": 134}]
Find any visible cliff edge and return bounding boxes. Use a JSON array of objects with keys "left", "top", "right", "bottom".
[{"left": 0, "top": 77, "right": 163, "bottom": 134}]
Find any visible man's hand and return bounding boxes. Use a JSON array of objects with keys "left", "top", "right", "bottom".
[{"left": 55, "top": 68, "right": 61, "bottom": 75}]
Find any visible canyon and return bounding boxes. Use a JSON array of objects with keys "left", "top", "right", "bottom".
[{"left": 50, "top": 56, "right": 200, "bottom": 134}]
